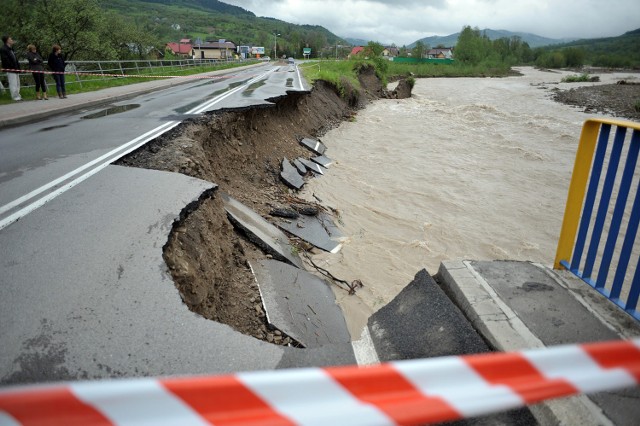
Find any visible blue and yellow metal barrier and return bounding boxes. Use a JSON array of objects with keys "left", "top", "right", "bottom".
[{"left": 555, "top": 118, "right": 640, "bottom": 320}]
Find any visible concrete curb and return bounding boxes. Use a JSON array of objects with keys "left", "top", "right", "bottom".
[
  {"left": 0, "top": 63, "right": 266, "bottom": 129},
  {"left": 437, "top": 260, "right": 614, "bottom": 426}
]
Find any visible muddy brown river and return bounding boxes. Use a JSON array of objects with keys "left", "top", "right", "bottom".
[{"left": 301, "top": 66, "right": 640, "bottom": 337}]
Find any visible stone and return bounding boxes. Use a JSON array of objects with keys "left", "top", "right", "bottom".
[{"left": 280, "top": 158, "right": 304, "bottom": 190}]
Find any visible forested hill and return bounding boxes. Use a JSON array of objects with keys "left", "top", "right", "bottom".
[
  {"left": 142, "top": 0, "right": 256, "bottom": 16},
  {"left": 100, "top": 0, "right": 343, "bottom": 58},
  {"left": 542, "top": 28, "right": 640, "bottom": 67}
]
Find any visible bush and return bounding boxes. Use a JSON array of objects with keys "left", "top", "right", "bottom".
[{"left": 562, "top": 73, "right": 600, "bottom": 83}]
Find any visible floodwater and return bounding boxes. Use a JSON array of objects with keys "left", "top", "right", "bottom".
[{"left": 300, "top": 66, "right": 639, "bottom": 337}]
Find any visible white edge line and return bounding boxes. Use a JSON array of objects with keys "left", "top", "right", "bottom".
[
  {"left": 351, "top": 326, "right": 380, "bottom": 366},
  {"left": 0, "top": 121, "right": 181, "bottom": 231},
  {"left": 295, "top": 65, "right": 304, "bottom": 91}
]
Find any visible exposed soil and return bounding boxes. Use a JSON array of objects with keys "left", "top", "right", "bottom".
[
  {"left": 117, "top": 77, "right": 377, "bottom": 346},
  {"left": 552, "top": 80, "right": 640, "bottom": 120}
]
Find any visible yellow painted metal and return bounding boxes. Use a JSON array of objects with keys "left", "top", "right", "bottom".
[{"left": 554, "top": 118, "right": 640, "bottom": 270}]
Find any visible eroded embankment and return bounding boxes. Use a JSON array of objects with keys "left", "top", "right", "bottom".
[{"left": 117, "top": 80, "right": 362, "bottom": 344}]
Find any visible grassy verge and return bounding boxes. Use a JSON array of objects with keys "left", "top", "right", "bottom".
[
  {"left": 299, "top": 59, "right": 514, "bottom": 99},
  {"left": 298, "top": 60, "right": 362, "bottom": 97},
  {"left": 0, "top": 61, "right": 258, "bottom": 105}
]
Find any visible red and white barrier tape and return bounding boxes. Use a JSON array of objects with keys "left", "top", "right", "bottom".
[{"left": 0, "top": 339, "right": 638, "bottom": 425}]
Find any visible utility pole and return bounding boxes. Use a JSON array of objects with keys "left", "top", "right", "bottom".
[{"left": 274, "top": 32, "right": 281, "bottom": 60}]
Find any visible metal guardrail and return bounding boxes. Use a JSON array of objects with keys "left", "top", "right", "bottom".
[
  {"left": 1, "top": 58, "right": 243, "bottom": 92},
  {"left": 555, "top": 118, "right": 640, "bottom": 320}
]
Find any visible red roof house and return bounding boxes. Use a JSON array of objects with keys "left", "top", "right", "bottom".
[
  {"left": 350, "top": 46, "right": 364, "bottom": 57},
  {"left": 166, "top": 42, "right": 193, "bottom": 56}
]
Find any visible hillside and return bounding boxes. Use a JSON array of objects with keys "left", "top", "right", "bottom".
[
  {"left": 408, "top": 29, "right": 576, "bottom": 49},
  {"left": 99, "top": 0, "right": 344, "bottom": 58},
  {"left": 542, "top": 29, "right": 640, "bottom": 67}
]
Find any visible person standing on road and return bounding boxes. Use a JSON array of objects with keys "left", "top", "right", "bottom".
[
  {"left": 0, "top": 35, "right": 23, "bottom": 101},
  {"left": 48, "top": 44, "right": 67, "bottom": 99},
  {"left": 26, "top": 44, "right": 48, "bottom": 100}
]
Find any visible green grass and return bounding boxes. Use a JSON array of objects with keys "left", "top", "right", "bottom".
[
  {"left": 299, "top": 60, "right": 362, "bottom": 97},
  {"left": 387, "top": 61, "right": 512, "bottom": 78},
  {"left": 635, "top": 100, "right": 640, "bottom": 113},
  {"left": 0, "top": 61, "right": 257, "bottom": 105}
]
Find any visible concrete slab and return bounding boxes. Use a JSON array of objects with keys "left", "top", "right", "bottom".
[
  {"left": 299, "top": 137, "right": 327, "bottom": 155},
  {"left": 311, "top": 155, "right": 332, "bottom": 168},
  {"left": 276, "top": 212, "right": 343, "bottom": 253},
  {"left": 292, "top": 159, "right": 307, "bottom": 175},
  {"left": 280, "top": 158, "right": 304, "bottom": 190},
  {"left": 299, "top": 158, "right": 326, "bottom": 175},
  {"left": 470, "top": 260, "right": 621, "bottom": 345},
  {"left": 250, "top": 259, "right": 351, "bottom": 348},
  {"left": 221, "top": 193, "right": 303, "bottom": 268},
  {"left": 437, "top": 260, "right": 640, "bottom": 426}
]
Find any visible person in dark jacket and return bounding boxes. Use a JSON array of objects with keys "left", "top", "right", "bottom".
[
  {"left": 0, "top": 35, "right": 23, "bottom": 101},
  {"left": 47, "top": 44, "right": 67, "bottom": 98},
  {"left": 26, "top": 44, "right": 48, "bottom": 100}
]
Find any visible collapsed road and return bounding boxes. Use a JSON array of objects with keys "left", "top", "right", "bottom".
[
  {"left": 0, "top": 61, "right": 367, "bottom": 383},
  {"left": 1, "top": 62, "right": 525, "bottom": 425}
]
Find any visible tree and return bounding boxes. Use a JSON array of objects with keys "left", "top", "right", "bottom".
[
  {"left": 412, "top": 41, "right": 426, "bottom": 59},
  {"left": 563, "top": 47, "right": 585, "bottom": 67},
  {"left": 455, "top": 26, "right": 483, "bottom": 64},
  {"left": 364, "top": 41, "right": 385, "bottom": 57}
]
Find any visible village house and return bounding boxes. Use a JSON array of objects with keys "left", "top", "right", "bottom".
[
  {"left": 426, "top": 48, "right": 454, "bottom": 59},
  {"left": 348, "top": 46, "right": 364, "bottom": 59},
  {"left": 165, "top": 38, "right": 193, "bottom": 57},
  {"left": 192, "top": 41, "right": 237, "bottom": 60},
  {"left": 382, "top": 46, "right": 399, "bottom": 58}
]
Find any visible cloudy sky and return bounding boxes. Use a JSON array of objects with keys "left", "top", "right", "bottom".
[{"left": 222, "top": 0, "right": 639, "bottom": 45}]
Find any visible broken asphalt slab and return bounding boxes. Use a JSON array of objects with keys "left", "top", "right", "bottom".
[
  {"left": 368, "top": 269, "right": 490, "bottom": 360},
  {"left": 221, "top": 193, "right": 303, "bottom": 268},
  {"left": 277, "top": 212, "right": 343, "bottom": 253},
  {"left": 280, "top": 158, "right": 305, "bottom": 190},
  {"left": 311, "top": 155, "right": 332, "bottom": 168},
  {"left": 250, "top": 259, "right": 351, "bottom": 348},
  {"left": 299, "top": 137, "right": 327, "bottom": 155},
  {"left": 298, "top": 158, "right": 326, "bottom": 175},
  {"left": 292, "top": 159, "right": 307, "bottom": 175}
]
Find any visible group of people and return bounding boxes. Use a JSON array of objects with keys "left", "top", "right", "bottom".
[{"left": 0, "top": 34, "right": 68, "bottom": 102}]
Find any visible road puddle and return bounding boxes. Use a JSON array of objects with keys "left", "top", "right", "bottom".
[{"left": 81, "top": 104, "right": 140, "bottom": 119}]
